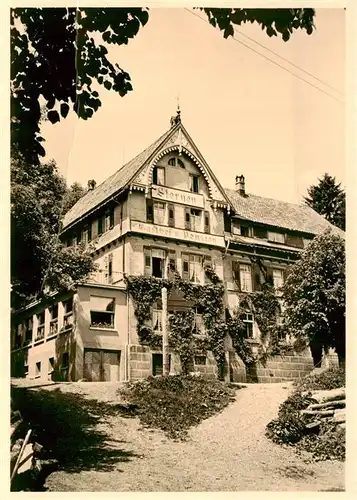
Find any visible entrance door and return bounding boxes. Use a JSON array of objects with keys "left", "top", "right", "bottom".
[
  {"left": 84, "top": 349, "right": 121, "bottom": 381},
  {"left": 152, "top": 353, "right": 171, "bottom": 376}
]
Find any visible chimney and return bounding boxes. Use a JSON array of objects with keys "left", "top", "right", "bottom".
[
  {"left": 235, "top": 175, "right": 245, "bottom": 195},
  {"left": 87, "top": 179, "right": 96, "bottom": 191}
]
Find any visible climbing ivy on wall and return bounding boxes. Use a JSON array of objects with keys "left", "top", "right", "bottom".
[{"left": 125, "top": 265, "right": 292, "bottom": 377}]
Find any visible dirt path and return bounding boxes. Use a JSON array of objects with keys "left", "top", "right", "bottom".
[{"left": 45, "top": 382, "right": 344, "bottom": 492}]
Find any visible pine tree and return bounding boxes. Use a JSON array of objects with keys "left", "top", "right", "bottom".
[{"left": 304, "top": 173, "right": 345, "bottom": 230}]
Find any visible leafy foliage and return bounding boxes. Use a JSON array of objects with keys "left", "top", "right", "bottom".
[
  {"left": 266, "top": 391, "right": 314, "bottom": 444},
  {"left": 169, "top": 310, "right": 195, "bottom": 375},
  {"left": 294, "top": 367, "right": 345, "bottom": 393},
  {"left": 202, "top": 8, "right": 315, "bottom": 41},
  {"left": 266, "top": 368, "right": 346, "bottom": 461},
  {"left": 283, "top": 230, "right": 345, "bottom": 364},
  {"left": 62, "top": 182, "right": 87, "bottom": 213},
  {"left": 117, "top": 374, "right": 237, "bottom": 440},
  {"left": 11, "top": 7, "right": 315, "bottom": 162},
  {"left": 304, "top": 173, "right": 345, "bottom": 230},
  {"left": 11, "top": 154, "right": 96, "bottom": 308}
]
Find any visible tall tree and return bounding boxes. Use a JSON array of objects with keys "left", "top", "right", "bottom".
[
  {"left": 304, "top": 173, "right": 345, "bottom": 230},
  {"left": 11, "top": 154, "right": 95, "bottom": 308},
  {"left": 63, "top": 181, "right": 87, "bottom": 214},
  {"left": 11, "top": 8, "right": 315, "bottom": 163},
  {"left": 282, "top": 230, "right": 345, "bottom": 366}
]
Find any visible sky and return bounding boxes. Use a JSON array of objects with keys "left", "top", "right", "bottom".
[{"left": 41, "top": 7, "right": 345, "bottom": 204}]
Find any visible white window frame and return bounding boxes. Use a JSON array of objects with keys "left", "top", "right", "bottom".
[
  {"left": 189, "top": 174, "right": 199, "bottom": 193},
  {"left": 190, "top": 208, "right": 202, "bottom": 232},
  {"left": 239, "top": 264, "right": 253, "bottom": 293},
  {"left": 89, "top": 296, "right": 115, "bottom": 330},
  {"left": 243, "top": 313, "right": 254, "bottom": 338},
  {"left": 189, "top": 254, "right": 203, "bottom": 284}
]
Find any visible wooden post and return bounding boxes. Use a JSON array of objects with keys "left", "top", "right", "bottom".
[{"left": 162, "top": 287, "right": 169, "bottom": 376}]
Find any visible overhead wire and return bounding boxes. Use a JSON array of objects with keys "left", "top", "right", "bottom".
[{"left": 185, "top": 8, "right": 344, "bottom": 104}]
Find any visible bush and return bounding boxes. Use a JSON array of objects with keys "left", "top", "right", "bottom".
[
  {"left": 266, "top": 368, "right": 346, "bottom": 461},
  {"left": 294, "top": 367, "right": 345, "bottom": 392},
  {"left": 117, "top": 374, "right": 237, "bottom": 440},
  {"left": 265, "top": 391, "right": 313, "bottom": 444}
]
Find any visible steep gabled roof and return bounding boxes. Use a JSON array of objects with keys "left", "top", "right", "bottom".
[
  {"left": 62, "top": 126, "right": 175, "bottom": 229},
  {"left": 225, "top": 188, "right": 342, "bottom": 236}
]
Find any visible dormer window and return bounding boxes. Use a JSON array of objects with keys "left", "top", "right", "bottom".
[
  {"left": 189, "top": 174, "right": 199, "bottom": 193},
  {"left": 153, "top": 166, "right": 165, "bottom": 186}
]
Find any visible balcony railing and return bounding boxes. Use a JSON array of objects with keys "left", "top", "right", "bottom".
[
  {"left": 62, "top": 313, "right": 73, "bottom": 331},
  {"left": 49, "top": 319, "right": 58, "bottom": 336}
]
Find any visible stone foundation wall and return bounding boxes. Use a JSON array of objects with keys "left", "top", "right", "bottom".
[
  {"left": 250, "top": 355, "right": 314, "bottom": 383},
  {"left": 129, "top": 345, "right": 152, "bottom": 379}
]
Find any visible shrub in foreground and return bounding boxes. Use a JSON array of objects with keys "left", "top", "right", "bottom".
[
  {"left": 117, "top": 374, "right": 237, "bottom": 440},
  {"left": 266, "top": 368, "right": 346, "bottom": 461}
]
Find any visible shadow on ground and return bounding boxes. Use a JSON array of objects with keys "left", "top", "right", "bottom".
[{"left": 11, "top": 385, "right": 137, "bottom": 473}]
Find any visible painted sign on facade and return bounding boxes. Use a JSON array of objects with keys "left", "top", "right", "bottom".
[
  {"left": 131, "top": 221, "right": 225, "bottom": 248},
  {"left": 152, "top": 185, "right": 205, "bottom": 208}
]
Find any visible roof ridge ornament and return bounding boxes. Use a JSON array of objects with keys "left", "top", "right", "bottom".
[{"left": 170, "top": 97, "right": 181, "bottom": 128}]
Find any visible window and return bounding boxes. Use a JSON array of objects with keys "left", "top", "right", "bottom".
[
  {"left": 243, "top": 313, "right": 254, "bottom": 339},
  {"left": 168, "top": 157, "right": 184, "bottom": 168},
  {"left": 144, "top": 248, "right": 167, "bottom": 278},
  {"left": 153, "top": 202, "right": 166, "bottom": 225},
  {"left": 81, "top": 225, "right": 91, "bottom": 244},
  {"left": 24, "top": 318, "right": 33, "bottom": 344},
  {"left": 35, "top": 361, "right": 41, "bottom": 378},
  {"left": 232, "top": 225, "right": 241, "bottom": 235},
  {"left": 239, "top": 264, "right": 253, "bottom": 292},
  {"left": 190, "top": 208, "right": 202, "bottom": 231},
  {"left": 24, "top": 350, "right": 29, "bottom": 375},
  {"left": 153, "top": 166, "right": 165, "bottom": 185},
  {"left": 146, "top": 199, "right": 154, "bottom": 223},
  {"left": 204, "top": 211, "right": 210, "bottom": 234},
  {"left": 224, "top": 213, "right": 231, "bottom": 233},
  {"left": 63, "top": 298, "right": 73, "bottom": 330},
  {"left": 189, "top": 174, "right": 199, "bottom": 193},
  {"left": 98, "top": 216, "right": 103, "bottom": 236},
  {"left": 286, "top": 234, "right": 304, "bottom": 248},
  {"left": 152, "top": 306, "right": 162, "bottom": 333},
  {"left": 49, "top": 304, "right": 58, "bottom": 336},
  {"left": 36, "top": 312, "right": 45, "bottom": 341},
  {"left": 72, "top": 234, "right": 78, "bottom": 246},
  {"left": 13, "top": 324, "right": 22, "bottom": 349},
  {"left": 48, "top": 357, "right": 55, "bottom": 375},
  {"left": 194, "top": 355, "right": 207, "bottom": 366},
  {"left": 272, "top": 269, "right": 284, "bottom": 290},
  {"left": 107, "top": 253, "right": 113, "bottom": 283},
  {"left": 168, "top": 204, "right": 175, "bottom": 227},
  {"left": 90, "top": 296, "right": 115, "bottom": 329},
  {"left": 168, "top": 250, "right": 177, "bottom": 275},
  {"left": 254, "top": 226, "right": 267, "bottom": 239},
  {"left": 240, "top": 225, "right": 250, "bottom": 237},
  {"left": 268, "top": 231, "right": 285, "bottom": 244},
  {"left": 182, "top": 253, "right": 203, "bottom": 284},
  {"left": 104, "top": 208, "right": 114, "bottom": 232}
]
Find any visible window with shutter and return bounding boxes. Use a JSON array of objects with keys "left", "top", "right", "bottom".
[
  {"left": 153, "top": 166, "right": 165, "bottom": 185},
  {"left": 204, "top": 211, "right": 210, "bottom": 233},
  {"left": 286, "top": 234, "right": 304, "bottom": 248},
  {"left": 108, "top": 254, "right": 113, "bottom": 283},
  {"left": 189, "top": 174, "right": 199, "bottom": 193},
  {"left": 168, "top": 204, "right": 175, "bottom": 227},
  {"left": 146, "top": 199, "right": 154, "bottom": 223},
  {"left": 110, "top": 208, "right": 114, "bottom": 228},
  {"left": 184, "top": 208, "right": 191, "bottom": 230}
]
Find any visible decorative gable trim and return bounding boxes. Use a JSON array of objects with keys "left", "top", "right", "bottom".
[{"left": 149, "top": 145, "right": 214, "bottom": 198}]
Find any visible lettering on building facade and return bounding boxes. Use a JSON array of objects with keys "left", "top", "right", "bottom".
[
  {"left": 151, "top": 185, "right": 205, "bottom": 208},
  {"left": 131, "top": 220, "right": 225, "bottom": 247}
]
